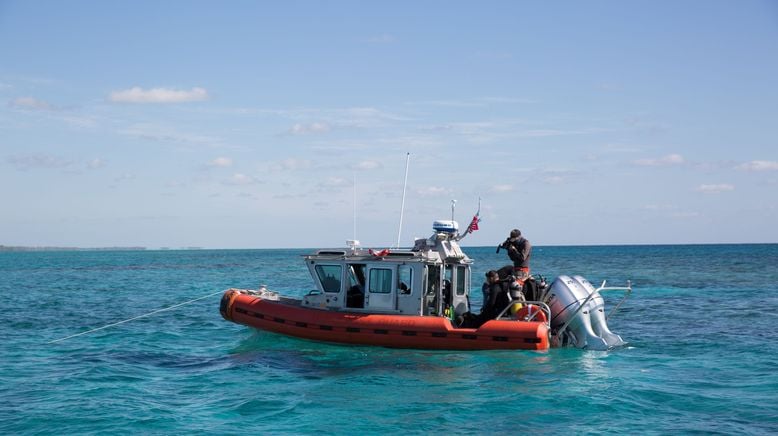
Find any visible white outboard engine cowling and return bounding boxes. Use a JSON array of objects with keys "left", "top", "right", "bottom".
[{"left": 546, "top": 275, "right": 626, "bottom": 350}]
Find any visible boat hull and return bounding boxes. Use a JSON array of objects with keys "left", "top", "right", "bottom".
[{"left": 221, "top": 289, "right": 549, "bottom": 351}]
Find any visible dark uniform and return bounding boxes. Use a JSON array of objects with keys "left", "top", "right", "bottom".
[
  {"left": 506, "top": 229, "right": 531, "bottom": 280},
  {"left": 480, "top": 270, "right": 518, "bottom": 321},
  {"left": 456, "top": 270, "right": 521, "bottom": 328}
]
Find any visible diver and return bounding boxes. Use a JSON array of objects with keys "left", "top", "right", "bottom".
[
  {"left": 481, "top": 270, "right": 518, "bottom": 320},
  {"left": 456, "top": 270, "right": 519, "bottom": 328},
  {"left": 497, "top": 229, "right": 532, "bottom": 281}
]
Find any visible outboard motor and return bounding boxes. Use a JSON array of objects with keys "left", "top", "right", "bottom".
[{"left": 545, "top": 275, "right": 627, "bottom": 350}]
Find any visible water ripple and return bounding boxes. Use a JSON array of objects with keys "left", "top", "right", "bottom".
[{"left": 1, "top": 245, "right": 777, "bottom": 434}]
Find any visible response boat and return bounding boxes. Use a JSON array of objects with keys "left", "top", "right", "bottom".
[{"left": 220, "top": 220, "right": 631, "bottom": 351}]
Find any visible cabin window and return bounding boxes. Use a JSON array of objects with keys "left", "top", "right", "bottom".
[
  {"left": 369, "top": 268, "right": 393, "bottom": 294},
  {"left": 398, "top": 265, "right": 413, "bottom": 295},
  {"left": 315, "top": 265, "right": 342, "bottom": 293},
  {"left": 456, "top": 266, "right": 467, "bottom": 296}
]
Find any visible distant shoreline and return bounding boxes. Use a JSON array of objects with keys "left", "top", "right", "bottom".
[
  {"left": 0, "top": 245, "right": 148, "bottom": 252},
  {"left": 1, "top": 243, "right": 775, "bottom": 252}
]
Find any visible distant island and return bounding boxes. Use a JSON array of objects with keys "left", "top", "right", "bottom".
[{"left": 0, "top": 245, "right": 147, "bottom": 252}]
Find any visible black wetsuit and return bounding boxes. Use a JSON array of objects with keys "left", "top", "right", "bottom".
[{"left": 481, "top": 281, "right": 512, "bottom": 320}]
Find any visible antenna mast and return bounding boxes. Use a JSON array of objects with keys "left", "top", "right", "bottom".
[{"left": 396, "top": 152, "right": 410, "bottom": 248}]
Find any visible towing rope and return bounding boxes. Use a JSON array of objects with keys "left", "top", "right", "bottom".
[{"left": 48, "top": 289, "right": 225, "bottom": 344}]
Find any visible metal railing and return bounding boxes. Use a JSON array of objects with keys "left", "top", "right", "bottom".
[
  {"left": 495, "top": 300, "right": 552, "bottom": 327},
  {"left": 555, "top": 280, "right": 632, "bottom": 337}
]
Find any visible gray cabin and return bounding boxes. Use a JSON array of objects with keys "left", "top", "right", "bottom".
[{"left": 301, "top": 221, "right": 473, "bottom": 318}]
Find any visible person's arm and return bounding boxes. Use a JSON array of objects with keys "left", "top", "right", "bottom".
[
  {"left": 507, "top": 243, "right": 521, "bottom": 264},
  {"left": 521, "top": 240, "right": 531, "bottom": 262},
  {"left": 486, "top": 283, "right": 502, "bottom": 313}
]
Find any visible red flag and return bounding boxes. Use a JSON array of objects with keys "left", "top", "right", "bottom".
[{"left": 467, "top": 214, "right": 480, "bottom": 233}]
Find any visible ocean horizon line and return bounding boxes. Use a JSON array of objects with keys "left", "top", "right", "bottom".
[{"left": 2, "top": 241, "right": 776, "bottom": 252}]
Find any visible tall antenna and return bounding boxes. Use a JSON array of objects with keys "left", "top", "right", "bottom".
[
  {"left": 396, "top": 152, "right": 410, "bottom": 248},
  {"left": 451, "top": 199, "right": 457, "bottom": 222},
  {"left": 347, "top": 171, "right": 360, "bottom": 253}
]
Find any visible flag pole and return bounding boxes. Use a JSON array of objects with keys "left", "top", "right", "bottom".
[{"left": 457, "top": 197, "right": 482, "bottom": 241}]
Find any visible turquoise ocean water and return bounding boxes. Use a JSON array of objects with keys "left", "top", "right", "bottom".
[{"left": 1, "top": 244, "right": 777, "bottom": 434}]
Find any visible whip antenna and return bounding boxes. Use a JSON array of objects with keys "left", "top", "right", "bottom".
[{"left": 396, "top": 152, "right": 410, "bottom": 248}]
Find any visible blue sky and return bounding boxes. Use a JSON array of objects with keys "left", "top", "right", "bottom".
[{"left": 1, "top": 1, "right": 777, "bottom": 248}]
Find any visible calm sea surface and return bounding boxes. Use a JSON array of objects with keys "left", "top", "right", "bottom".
[{"left": 1, "top": 244, "right": 777, "bottom": 434}]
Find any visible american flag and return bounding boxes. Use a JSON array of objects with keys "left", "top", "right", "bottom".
[{"left": 466, "top": 214, "right": 480, "bottom": 233}]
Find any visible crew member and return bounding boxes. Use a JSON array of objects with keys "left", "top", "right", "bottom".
[
  {"left": 480, "top": 270, "right": 513, "bottom": 321},
  {"left": 505, "top": 229, "right": 531, "bottom": 281}
]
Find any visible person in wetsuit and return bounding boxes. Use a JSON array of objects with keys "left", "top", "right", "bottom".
[
  {"left": 480, "top": 270, "right": 514, "bottom": 321},
  {"left": 455, "top": 270, "right": 521, "bottom": 328}
]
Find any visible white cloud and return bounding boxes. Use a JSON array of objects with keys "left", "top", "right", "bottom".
[
  {"left": 633, "top": 153, "right": 685, "bottom": 166},
  {"left": 86, "top": 158, "right": 105, "bottom": 169},
  {"left": 165, "top": 180, "right": 187, "bottom": 188},
  {"left": 60, "top": 115, "right": 98, "bottom": 129},
  {"left": 536, "top": 168, "right": 577, "bottom": 185},
  {"left": 120, "top": 124, "right": 220, "bottom": 146},
  {"left": 413, "top": 119, "right": 609, "bottom": 146},
  {"left": 320, "top": 176, "right": 351, "bottom": 188},
  {"left": 736, "top": 160, "right": 778, "bottom": 172},
  {"left": 109, "top": 87, "right": 208, "bottom": 103},
  {"left": 642, "top": 204, "right": 674, "bottom": 211},
  {"left": 490, "top": 184, "right": 514, "bottom": 193},
  {"left": 224, "top": 173, "right": 261, "bottom": 185},
  {"left": 542, "top": 176, "right": 566, "bottom": 185},
  {"left": 641, "top": 204, "right": 699, "bottom": 218},
  {"left": 406, "top": 97, "right": 532, "bottom": 107},
  {"left": 252, "top": 106, "right": 408, "bottom": 131},
  {"left": 418, "top": 124, "right": 455, "bottom": 132},
  {"left": 479, "top": 97, "right": 532, "bottom": 104},
  {"left": 7, "top": 153, "right": 71, "bottom": 170},
  {"left": 352, "top": 160, "right": 382, "bottom": 170},
  {"left": 6, "top": 153, "right": 104, "bottom": 172},
  {"left": 408, "top": 100, "right": 485, "bottom": 108},
  {"left": 10, "top": 96, "right": 52, "bottom": 110},
  {"left": 114, "top": 174, "right": 136, "bottom": 183},
  {"left": 340, "top": 107, "right": 409, "bottom": 124},
  {"left": 695, "top": 183, "right": 734, "bottom": 194},
  {"left": 288, "top": 122, "right": 331, "bottom": 135},
  {"left": 270, "top": 158, "right": 313, "bottom": 171},
  {"left": 416, "top": 186, "right": 452, "bottom": 197},
  {"left": 519, "top": 129, "right": 583, "bottom": 137},
  {"left": 208, "top": 157, "right": 233, "bottom": 168},
  {"left": 671, "top": 211, "right": 701, "bottom": 218}
]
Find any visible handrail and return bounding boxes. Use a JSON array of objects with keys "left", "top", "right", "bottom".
[
  {"left": 555, "top": 280, "right": 632, "bottom": 337},
  {"left": 605, "top": 280, "right": 632, "bottom": 321},
  {"left": 495, "top": 300, "right": 552, "bottom": 327}
]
